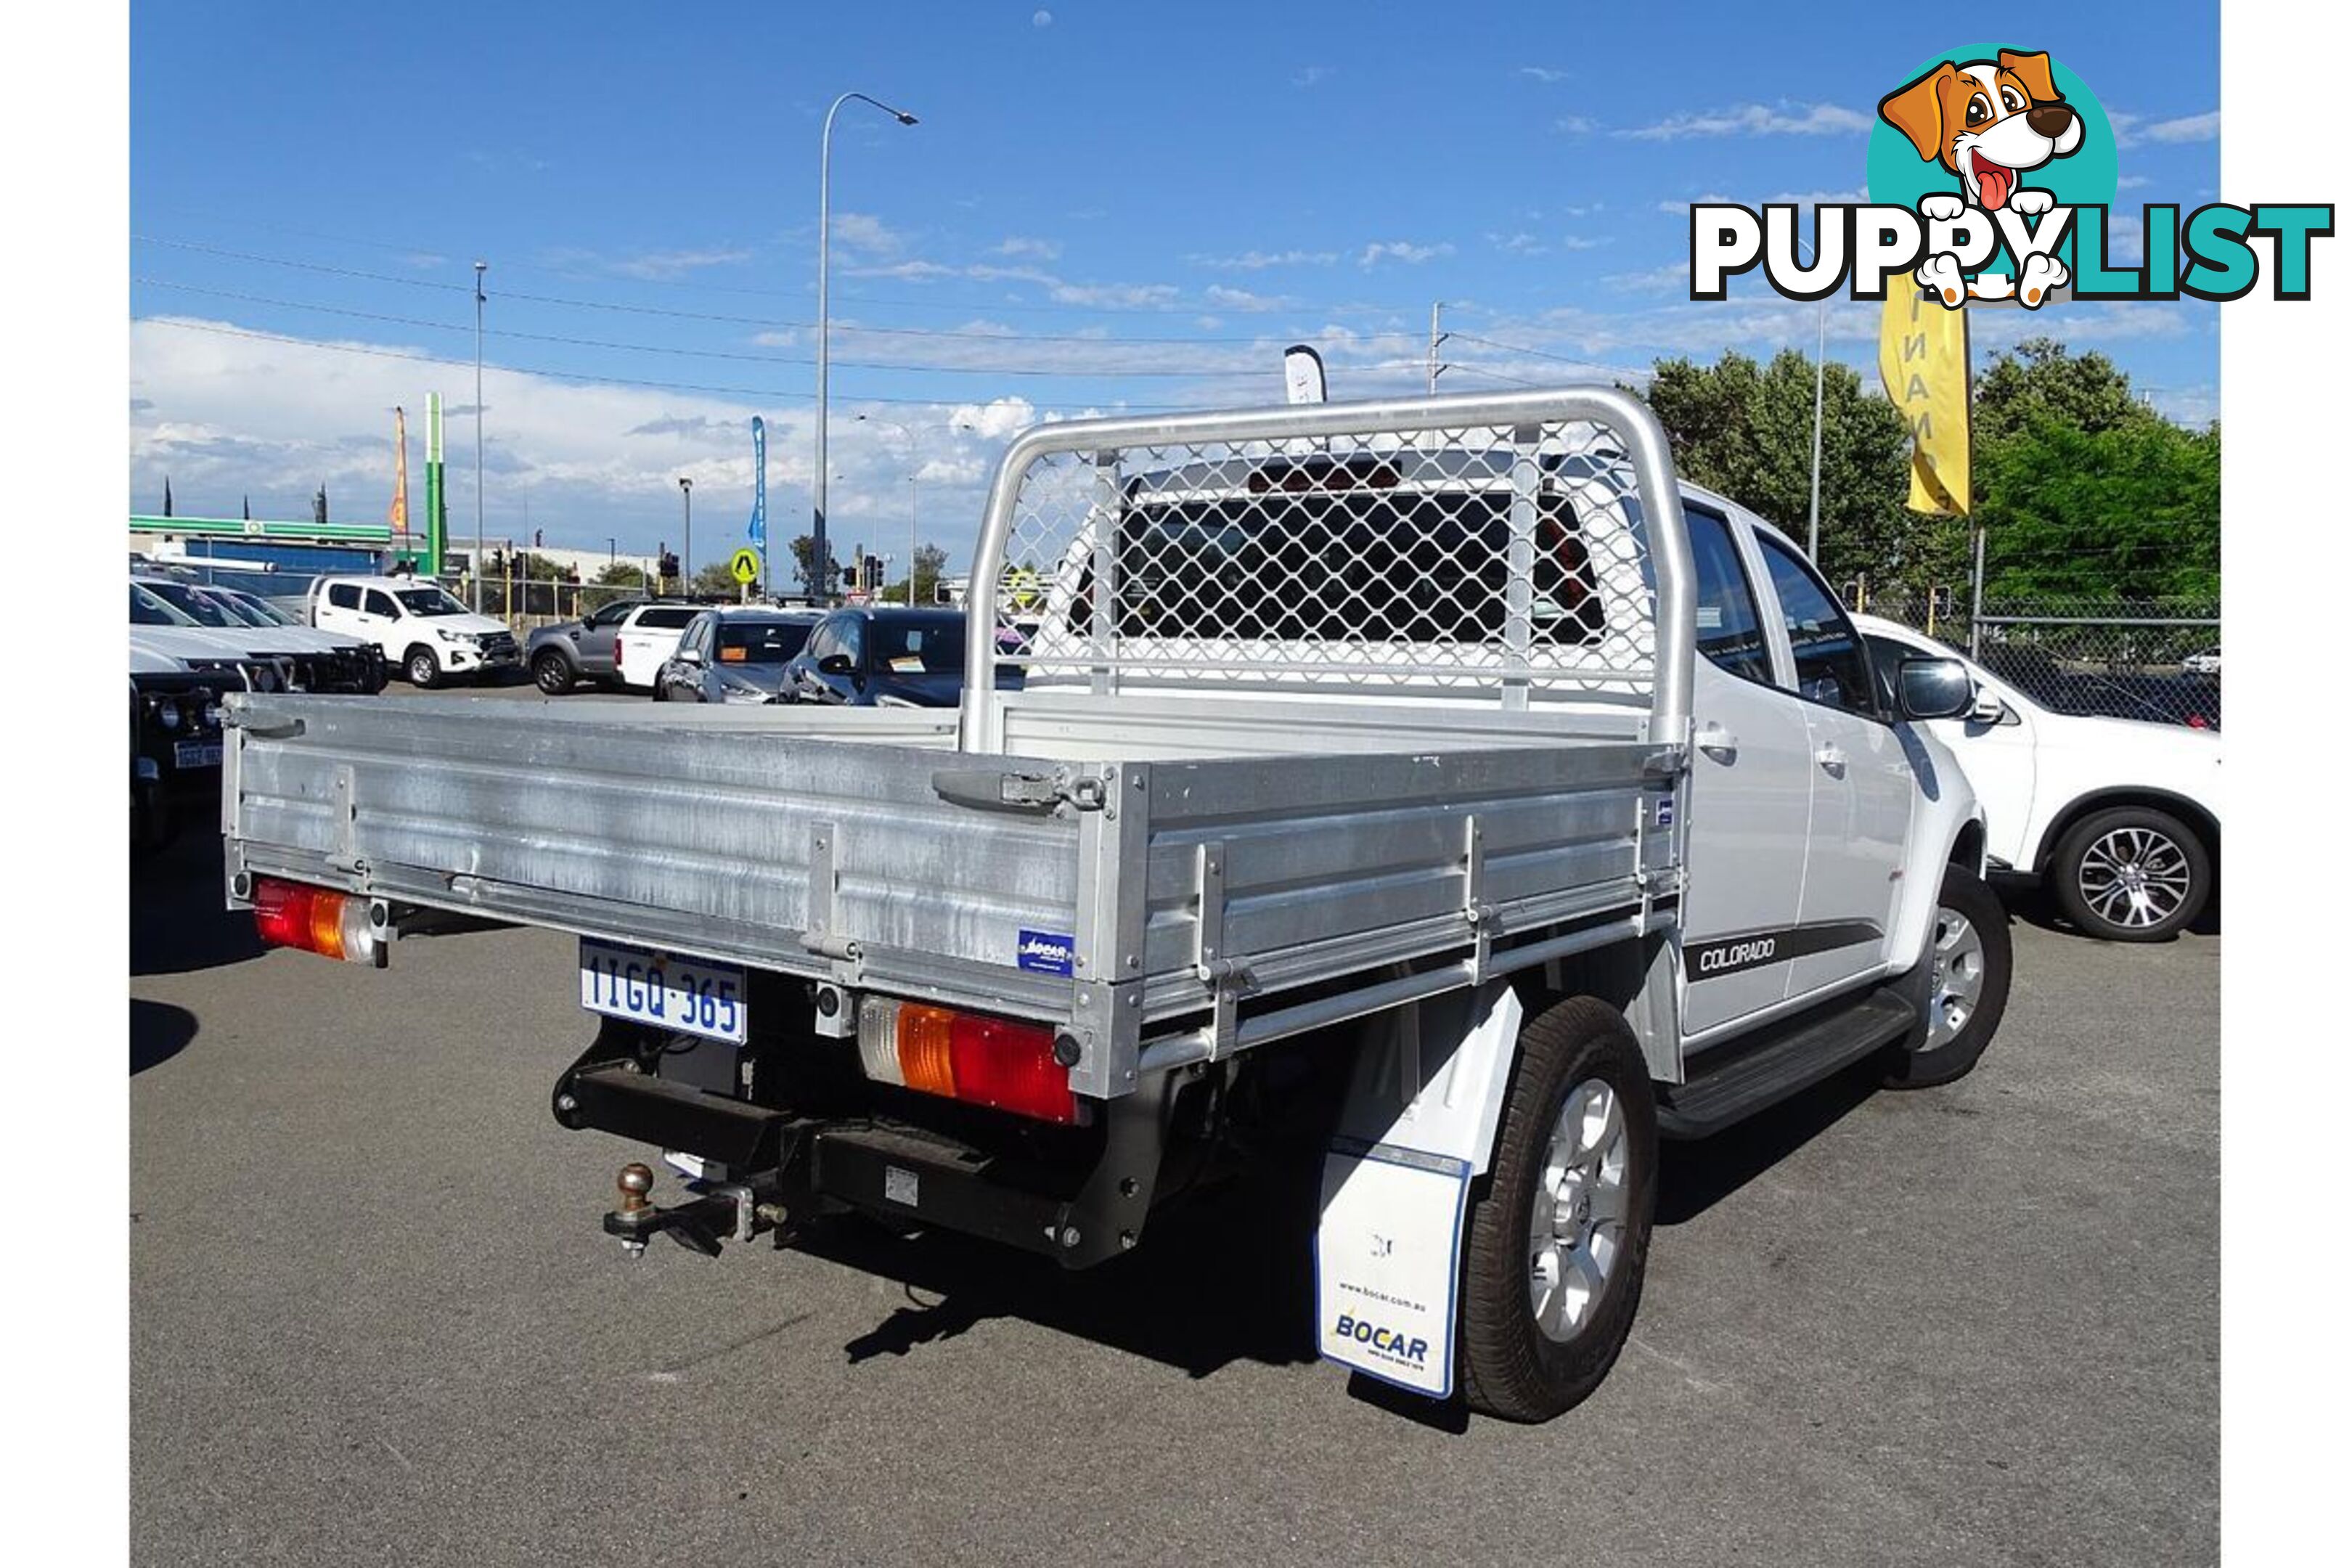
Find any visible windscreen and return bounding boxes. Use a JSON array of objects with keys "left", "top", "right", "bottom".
[
  {"left": 131, "top": 582, "right": 196, "bottom": 626},
  {"left": 141, "top": 579, "right": 240, "bottom": 628},
  {"left": 871, "top": 618, "right": 965, "bottom": 672},
  {"left": 716, "top": 620, "right": 814, "bottom": 663},
  {"left": 396, "top": 587, "right": 470, "bottom": 616}
]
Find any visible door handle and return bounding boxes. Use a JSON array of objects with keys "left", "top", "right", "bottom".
[
  {"left": 1696, "top": 722, "right": 1739, "bottom": 761},
  {"left": 1815, "top": 743, "right": 1847, "bottom": 775}
]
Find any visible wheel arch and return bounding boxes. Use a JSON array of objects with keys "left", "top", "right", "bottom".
[{"left": 2032, "top": 787, "right": 2219, "bottom": 880}]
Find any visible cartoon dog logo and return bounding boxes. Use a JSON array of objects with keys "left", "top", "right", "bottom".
[{"left": 1879, "top": 49, "right": 2083, "bottom": 307}]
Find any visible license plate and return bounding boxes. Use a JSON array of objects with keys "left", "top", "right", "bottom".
[
  {"left": 578, "top": 939, "right": 746, "bottom": 1044},
  {"left": 174, "top": 740, "right": 223, "bottom": 769}
]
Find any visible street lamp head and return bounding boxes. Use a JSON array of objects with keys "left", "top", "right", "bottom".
[
  {"left": 895, "top": 112, "right": 918, "bottom": 126},
  {"left": 678, "top": 476, "right": 692, "bottom": 493}
]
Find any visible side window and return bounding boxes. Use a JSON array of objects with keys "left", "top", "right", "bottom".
[
  {"left": 327, "top": 584, "right": 362, "bottom": 611},
  {"left": 1683, "top": 510, "right": 1771, "bottom": 684},
  {"left": 804, "top": 618, "right": 844, "bottom": 663},
  {"left": 1756, "top": 539, "right": 1878, "bottom": 716},
  {"left": 589, "top": 600, "right": 633, "bottom": 629},
  {"left": 835, "top": 616, "right": 867, "bottom": 666},
  {"left": 640, "top": 607, "right": 697, "bottom": 631},
  {"left": 363, "top": 589, "right": 399, "bottom": 618}
]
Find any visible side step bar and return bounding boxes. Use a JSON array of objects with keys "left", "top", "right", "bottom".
[{"left": 1657, "top": 986, "right": 1916, "bottom": 1139}]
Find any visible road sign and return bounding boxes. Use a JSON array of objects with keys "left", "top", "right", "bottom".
[{"left": 730, "top": 547, "right": 762, "bottom": 586}]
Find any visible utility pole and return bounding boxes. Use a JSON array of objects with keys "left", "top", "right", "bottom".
[
  {"left": 907, "top": 475, "right": 918, "bottom": 604},
  {"left": 1969, "top": 523, "right": 1988, "bottom": 660},
  {"left": 678, "top": 478, "right": 694, "bottom": 593},
  {"left": 815, "top": 91, "right": 920, "bottom": 607},
  {"left": 1426, "top": 301, "right": 1449, "bottom": 394},
  {"left": 472, "top": 260, "right": 487, "bottom": 611}
]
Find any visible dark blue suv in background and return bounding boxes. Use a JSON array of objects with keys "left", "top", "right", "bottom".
[{"left": 780, "top": 607, "right": 1021, "bottom": 706}]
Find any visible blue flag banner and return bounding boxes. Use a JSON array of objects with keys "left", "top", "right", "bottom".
[{"left": 748, "top": 415, "right": 768, "bottom": 550}]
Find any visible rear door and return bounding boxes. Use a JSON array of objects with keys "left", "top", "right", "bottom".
[
  {"left": 576, "top": 599, "right": 634, "bottom": 675},
  {"left": 1676, "top": 506, "right": 1818, "bottom": 1037},
  {"left": 1752, "top": 536, "right": 1914, "bottom": 1000}
]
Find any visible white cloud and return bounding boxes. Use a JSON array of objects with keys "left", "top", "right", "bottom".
[
  {"left": 2118, "top": 174, "right": 2152, "bottom": 189},
  {"left": 2143, "top": 110, "right": 2220, "bottom": 144},
  {"left": 607, "top": 247, "right": 753, "bottom": 280},
  {"left": 828, "top": 211, "right": 905, "bottom": 257},
  {"left": 1519, "top": 66, "right": 1571, "bottom": 84},
  {"left": 1604, "top": 264, "right": 1689, "bottom": 293},
  {"left": 992, "top": 235, "right": 1063, "bottom": 261},
  {"left": 1032, "top": 9, "right": 1053, "bottom": 26},
  {"left": 1191, "top": 248, "right": 1339, "bottom": 269},
  {"left": 1615, "top": 102, "right": 1870, "bottom": 141},
  {"left": 1203, "top": 285, "right": 1293, "bottom": 311},
  {"left": 1049, "top": 280, "right": 1182, "bottom": 308},
  {"left": 749, "top": 329, "right": 800, "bottom": 348},
  {"left": 1359, "top": 240, "right": 1454, "bottom": 268},
  {"left": 1553, "top": 115, "right": 1598, "bottom": 136},
  {"left": 1559, "top": 236, "right": 1609, "bottom": 251},
  {"left": 1293, "top": 65, "right": 1335, "bottom": 88},
  {"left": 1489, "top": 232, "right": 1548, "bottom": 256}
]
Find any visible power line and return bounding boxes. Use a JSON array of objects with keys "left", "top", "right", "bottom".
[
  {"left": 132, "top": 277, "right": 1330, "bottom": 379},
  {"left": 136, "top": 317, "right": 1191, "bottom": 410},
  {"left": 130, "top": 233, "right": 1390, "bottom": 344}
]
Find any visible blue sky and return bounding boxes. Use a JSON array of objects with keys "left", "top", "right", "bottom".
[{"left": 129, "top": 0, "right": 2220, "bottom": 571}]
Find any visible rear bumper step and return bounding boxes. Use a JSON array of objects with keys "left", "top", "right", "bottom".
[
  {"left": 1658, "top": 986, "right": 1915, "bottom": 1139},
  {"left": 555, "top": 1061, "right": 1167, "bottom": 1267}
]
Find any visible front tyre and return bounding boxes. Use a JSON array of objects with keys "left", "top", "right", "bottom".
[
  {"left": 1459, "top": 995, "right": 1656, "bottom": 1423},
  {"left": 1883, "top": 862, "right": 2013, "bottom": 1089},
  {"left": 532, "top": 651, "right": 574, "bottom": 695},
  {"left": 2051, "top": 806, "right": 2210, "bottom": 942},
  {"left": 404, "top": 646, "right": 441, "bottom": 689}
]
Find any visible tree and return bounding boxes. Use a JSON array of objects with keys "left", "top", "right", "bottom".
[
  {"left": 1973, "top": 414, "right": 2219, "bottom": 601},
  {"left": 1972, "top": 337, "right": 2155, "bottom": 449},
  {"left": 690, "top": 560, "right": 740, "bottom": 597},
  {"left": 785, "top": 534, "right": 830, "bottom": 596},
  {"left": 596, "top": 560, "right": 648, "bottom": 589},
  {"left": 1639, "top": 349, "right": 1937, "bottom": 592},
  {"left": 886, "top": 543, "right": 950, "bottom": 605}
]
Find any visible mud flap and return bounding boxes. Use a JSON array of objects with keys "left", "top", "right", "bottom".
[{"left": 1314, "top": 981, "right": 1524, "bottom": 1399}]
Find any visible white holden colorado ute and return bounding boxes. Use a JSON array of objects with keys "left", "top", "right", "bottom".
[
  {"left": 1856, "top": 613, "right": 2221, "bottom": 942},
  {"left": 219, "top": 389, "right": 2008, "bottom": 1422}
]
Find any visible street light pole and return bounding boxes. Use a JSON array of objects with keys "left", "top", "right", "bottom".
[
  {"left": 815, "top": 91, "right": 918, "bottom": 607},
  {"left": 678, "top": 478, "right": 693, "bottom": 592},
  {"left": 1792, "top": 237, "right": 1827, "bottom": 564},
  {"left": 473, "top": 260, "right": 487, "bottom": 611},
  {"left": 907, "top": 475, "right": 918, "bottom": 604}
]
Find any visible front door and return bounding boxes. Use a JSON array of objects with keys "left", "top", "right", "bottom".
[
  {"left": 1754, "top": 536, "right": 1913, "bottom": 1000},
  {"left": 1677, "top": 507, "right": 1818, "bottom": 1037}
]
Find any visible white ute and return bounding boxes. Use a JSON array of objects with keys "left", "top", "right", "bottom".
[
  {"left": 1857, "top": 613, "right": 2221, "bottom": 941},
  {"left": 222, "top": 390, "right": 2009, "bottom": 1422},
  {"left": 309, "top": 575, "right": 521, "bottom": 687}
]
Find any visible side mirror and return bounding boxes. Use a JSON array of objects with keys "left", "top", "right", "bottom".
[
  {"left": 817, "top": 653, "right": 856, "bottom": 677},
  {"left": 1898, "top": 656, "right": 1975, "bottom": 722},
  {"left": 677, "top": 648, "right": 705, "bottom": 667}
]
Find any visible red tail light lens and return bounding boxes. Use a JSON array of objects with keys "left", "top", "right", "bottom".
[
  {"left": 250, "top": 876, "right": 381, "bottom": 965},
  {"left": 855, "top": 997, "right": 1077, "bottom": 1123},
  {"left": 947, "top": 1011, "right": 1075, "bottom": 1123}
]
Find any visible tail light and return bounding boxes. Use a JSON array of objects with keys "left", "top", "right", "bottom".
[
  {"left": 855, "top": 997, "right": 1077, "bottom": 1124},
  {"left": 251, "top": 876, "right": 384, "bottom": 966}
]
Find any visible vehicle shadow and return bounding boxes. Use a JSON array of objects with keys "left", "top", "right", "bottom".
[
  {"left": 803, "top": 1164, "right": 1323, "bottom": 1381},
  {"left": 2001, "top": 882, "right": 2221, "bottom": 942},
  {"left": 131, "top": 999, "right": 198, "bottom": 1075},
  {"left": 1654, "top": 1059, "right": 1885, "bottom": 1226},
  {"left": 131, "top": 831, "right": 266, "bottom": 977},
  {"left": 804, "top": 1053, "right": 1894, "bottom": 1389}
]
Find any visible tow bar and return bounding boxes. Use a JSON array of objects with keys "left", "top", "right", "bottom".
[{"left": 603, "top": 1162, "right": 791, "bottom": 1259}]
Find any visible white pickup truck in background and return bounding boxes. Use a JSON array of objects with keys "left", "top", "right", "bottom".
[
  {"left": 220, "top": 388, "right": 2009, "bottom": 1422},
  {"left": 1857, "top": 614, "right": 2221, "bottom": 942}
]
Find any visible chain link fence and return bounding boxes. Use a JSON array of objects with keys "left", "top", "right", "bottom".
[{"left": 1863, "top": 592, "right": 2221, "bottom": 730}]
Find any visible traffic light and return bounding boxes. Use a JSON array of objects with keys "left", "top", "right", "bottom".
[
  {"left": 863, "top": 555, "right": 885, "bottom": 592},
  {"left": 658, "top": 551, "right": 680, "bottom": 583}
]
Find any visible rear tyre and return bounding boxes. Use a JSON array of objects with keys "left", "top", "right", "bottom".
[
  {"left": 533, "top": 651, "right": 574, "bottom": 695},
  {"left": 2051, "top": 806, "right": 2209, "bottom": 942},
  {"left": 1459, "top": 995, "right": 1656, "bottom": 1423},
  {"left": 1882, "top": 862, "right": 2012, "bottom": 1089},
  {"left": 404, "top": 646, "right": 441, "bottom": 689}
]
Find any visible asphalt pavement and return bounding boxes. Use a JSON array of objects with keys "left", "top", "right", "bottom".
[{"left": 131, "top": 794, "right": 2218, "bottom": 1568}]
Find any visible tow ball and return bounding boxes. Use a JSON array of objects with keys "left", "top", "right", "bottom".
[{"left": 603, "top": 1161, "right": 790, "bottom": 1259}]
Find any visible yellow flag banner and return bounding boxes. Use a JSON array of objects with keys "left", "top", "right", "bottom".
[
  {"left": 389, "top": 405, "right": 411, "bottom": 536},
  {"left": 1877, "top": 287, "right": 1971, "bottom": 516}
]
